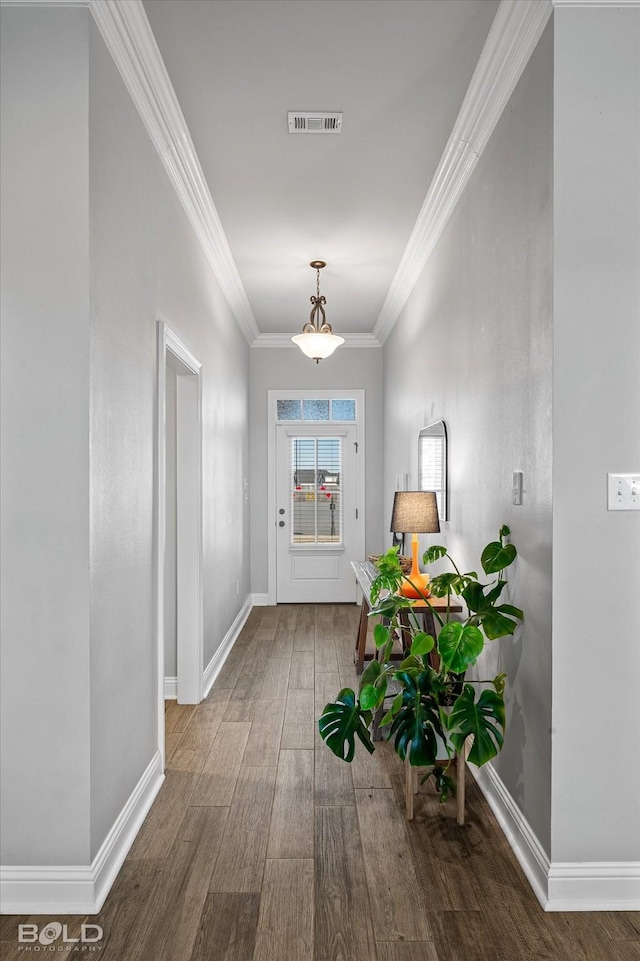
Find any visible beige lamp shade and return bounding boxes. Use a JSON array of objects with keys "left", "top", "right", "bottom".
[{"left": 390, "top": 491, "right": 440, "bottom": 534}]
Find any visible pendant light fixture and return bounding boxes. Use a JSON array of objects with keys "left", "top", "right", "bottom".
[{"left": 292, "top": 261, "right": 345, "bottom": 363}]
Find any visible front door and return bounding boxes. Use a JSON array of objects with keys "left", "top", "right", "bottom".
[{"left": 276, "top": 425, "right": 358, "bottom": 602}]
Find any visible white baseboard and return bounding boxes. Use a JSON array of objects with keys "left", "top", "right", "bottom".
[
  {"left": 471, "top": 761, "right": 640, "bottom": 911},
  {"left": 251, "top": 593, "right": 269, "bottom": 607},
  {"left": 547, "top": 862, "right": 640, "bottom": 912},
  {"left": 0, "top": 750, "right": 164, "bottom": 915},
  {"left": 471, "top": 759, "right": 551, "bottom": 908},
  {"left": 203, "top": 595, "right": 253, "bottom": 697},
  {"left": 164, "top": 676, "right": 177, "bottom": 699}
]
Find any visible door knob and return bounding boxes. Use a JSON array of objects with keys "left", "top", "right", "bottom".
[{"left": 278, "top": 520, "right": 285, "bottom": 527}]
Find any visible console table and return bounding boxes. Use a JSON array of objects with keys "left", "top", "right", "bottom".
[{"left": 351, "top": 560, "right": 462, "bottom": 673}]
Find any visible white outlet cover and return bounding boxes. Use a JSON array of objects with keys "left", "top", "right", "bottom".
[{"left": 607, "top": 473, "right": 640, "bottom": 511}]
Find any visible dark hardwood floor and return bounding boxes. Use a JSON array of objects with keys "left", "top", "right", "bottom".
[{"left": 2, "top": 604, "right": 639, "bottom": 960}]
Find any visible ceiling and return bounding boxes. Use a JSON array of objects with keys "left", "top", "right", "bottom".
[{"left": 143, "top": 0, "right": 500, "bottom": 337}]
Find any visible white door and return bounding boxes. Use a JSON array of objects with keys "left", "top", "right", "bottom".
[{"left": 276, "top": 425, "right": 358, "bottom": 602}]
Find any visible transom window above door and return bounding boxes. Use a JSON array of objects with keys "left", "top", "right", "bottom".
[{"left": 276, "top": 398, "right": 356, "bottom": 422}]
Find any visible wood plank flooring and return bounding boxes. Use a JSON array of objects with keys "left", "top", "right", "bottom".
[{"left": 2, "top": 604, "right": 639, "bottom": 961}]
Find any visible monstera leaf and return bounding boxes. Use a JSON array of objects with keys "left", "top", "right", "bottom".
[
  {"left": 437, "top": 622, "right": 484, "bottom": 673},
  {"left": 481, "top": 527, "right": 517, "bottom": 575},
  {"left": 388, "top": 671, "right": 446, "bottom": 767},
  {"left": 444, "top": 684, "right": 506, "bottom": 767},
  {"left": 429, "top": 571, "right": 477, "bottom": 598},
  {"left": 422, "top": 545, "right": 448, "bottom": 565},
  {"left": 461, "top": 581, "right": 523, "bottom": 640},
  {"left": 369, "top": 591, "right": 411, "bottom": 620},
  {"left": 410, "top": 632, "right": 435, "bottom": 656},
  {"left": 370, "top": 548, "right": 405, "bottom": 602},
  {"left": 318, "top": 689, "right": 374, "bottom": 762}
]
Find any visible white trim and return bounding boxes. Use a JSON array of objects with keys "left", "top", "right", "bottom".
[
  {"left": 175, "top": 367, "right": 203, "bottom": 704},
  {"left": 252, "top": 332, "right": 381, "bottom": 350},
  {"left": 471, "top": 761, "right": 640, "bottom": 911},
  {"left": 373, "top": 0, "right": 553, "bottom": 343},
  {"left": 156, "top": 321, "right": 203, "bottom": 772},
  {"left": 547, "top": 862, "right": 640, "bottom": 911},
  {"left": 553, "top": 0, "right": 640, "bottom": 6},
  {"left": 251, "top": 593, "right": 270, "bottom": 607},
  {"left": 0, "top": 752, "right": 163, "bottom": 915},
  {"left": 471, "top": 760, "right": 551, "bottom": 909},
  {"left": 203, "top": 596, "right": 253, "bottom": 698},
  {"left": 164, "top": 676, "right": 177, "bottom": 699},
  {"left": 0, "top": 0, "right": 86, "bottom": 5}
]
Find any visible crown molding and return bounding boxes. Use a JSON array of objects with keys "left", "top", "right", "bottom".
[
  {"left": 553, "top": 0, "right": 639, "bottom": 5},
  {"left": 373, "top": 0, "right": 553, "bottom": 344},
  {"left": 89, "top": 0, "right": 259, "bottom": 343},
  {"left": 0, "top": 0, "right": 259, "bottom": 344},
  {"left": 0, "top": 0, "right": 86, "bottom": 5},
  {"left": 252, "top": 332, "right": 381, "bottom": 349}
]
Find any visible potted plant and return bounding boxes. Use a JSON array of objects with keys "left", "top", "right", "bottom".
[{"left": 318, "top": 525, "right": 523, "bottom": 808}]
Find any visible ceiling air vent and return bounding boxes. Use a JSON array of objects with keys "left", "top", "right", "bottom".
[{"left": 288, "top": 112, "right": 342, "bottom": 134}]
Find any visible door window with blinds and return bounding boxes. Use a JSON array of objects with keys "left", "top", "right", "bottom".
[
  {"left": 290, "top": 436, "right": 343, "bottom": 545},
  {"left": 418, "top": 421, "right": 448, "bottom": 521}
]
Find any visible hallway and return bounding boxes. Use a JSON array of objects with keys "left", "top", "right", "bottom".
[{"left": 4, "top": 604, "right": 637, "bottom": 961}]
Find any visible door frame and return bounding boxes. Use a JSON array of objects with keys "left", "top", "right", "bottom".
[
  {"left": 267, "top": 389, "right": 365, "bottom": 605},
  {"left": 156, "top": 320, "right": 203, "bottom": 767}
]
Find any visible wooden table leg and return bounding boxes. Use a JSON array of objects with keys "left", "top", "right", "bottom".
[
  {"left": 354, "top": 598, "right": 370, "bottom": 674},
  {"left": 405, "top": 747, "right": 415, "bottom": 820},
  {"left": 456, "top": 738, "right": 469, "bottom": 826}
]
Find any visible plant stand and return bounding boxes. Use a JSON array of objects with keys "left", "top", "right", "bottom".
[{"left": 404, "top": 738, "right": 470, "bottom": 824}]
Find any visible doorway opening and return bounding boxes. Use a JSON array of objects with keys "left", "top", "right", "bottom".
[{"left": 156, "top": 321, "right": 203, "bottom": 767}]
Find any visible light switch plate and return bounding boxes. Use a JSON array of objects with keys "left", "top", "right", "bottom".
[
  {"left": 512, "top": 471, "right": 523, "bottom": 506},
  {"left": 607, "top": 473, "right": 640, "bottom": 510}
]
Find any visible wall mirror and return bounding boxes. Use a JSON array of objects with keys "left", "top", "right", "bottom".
[{"left": 418, "top": 420, "right": 448, "bottom": 521}]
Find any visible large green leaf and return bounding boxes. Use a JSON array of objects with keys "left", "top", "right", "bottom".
[
  {"left": 380, "top": 690, "right": 404, "bottom": 728},
  {"left": 369, "top": 592, "right": 410, "bottom": 620},
  {"left": 318, "top": 688, "right": 374, "bottom": 762},
  {"left": 499, "top": 603, "right": 524, "bottom": 619},
  {"left": 485, "top": 579, "right": 507, "bottom": 604},
  {"left": 388, "top": 671, "right": 445, "bottom": 767},
  {"left": 373, "top": 623, "right": 390, "bottom": 649},
  {"left": 423, "top": 545, "right": 448, "bottom": 565},
  {"left": 359, "top": 658, "right": 382, "bottom": 688},
  {"left": 429, "top": 571, "right": 477, "bottom": 598},
  {"left": 370, "top": 549, "right": 405, "bottom": 602},
  {"left": 410, "top": 632, "right": 435, "bottom": 656},
  {"left": 444, "top": 684, "right": 506, "bottom": 766},
  {"left": 481, "top": 610, "right": 519, "bottom": 640},
  {"left": 359, "top": 684, "right": 383, "bottom": 711},
  {"left": 481, "top": 540, "right": 517, "bottom": 575},
  {"left": 460, "top": 581, "right": 522, "bottom": 640},
  {"left": 460, "top": 581, "right": 486, "bottom": 613},
  {"left": 437, "top": 622, "right": 484, "bottom": 673}
]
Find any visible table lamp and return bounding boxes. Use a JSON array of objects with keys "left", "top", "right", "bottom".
[{"left": 390, "top": 491, "right": 440, "bottom": 598}]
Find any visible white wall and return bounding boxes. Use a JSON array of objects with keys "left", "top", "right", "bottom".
[
  {"left": 88, "top": 19, "right": 251, "bottom": 856},
  {"left": 249, "top": 345, "right": 384, "bottom": 596},
  {"left": 552, "top": 6, "right": 640, "bottom": 864},
  {"left": 383, "top": 25, "right": 553, "bottom": 853},
  {"left": 0, "top": 7, "right": 92, "bottom": 866},
  {"left": 1, "top": 4, "right": 251, "bottom": 873}
]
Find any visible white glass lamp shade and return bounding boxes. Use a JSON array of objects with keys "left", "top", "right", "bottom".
[{"left": 292, "top": 331, "right": 345, "bottom": 361}]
